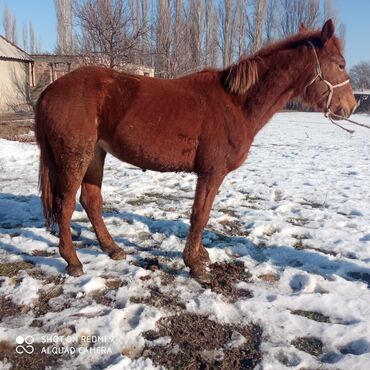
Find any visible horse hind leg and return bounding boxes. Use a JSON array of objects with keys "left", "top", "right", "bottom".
[
  {"left": 54, "top": 144, "right": 96, "bottom": 276},
  {"left": 56, "top": 187, "right": 84, "bottom": 276},
  {"left": 80, "top": 146, "right": 126, "bottom": 260}
]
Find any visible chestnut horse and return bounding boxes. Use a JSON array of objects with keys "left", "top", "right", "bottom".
[{"left": 35, "top": 20, "right": 356, "bottom": 283}]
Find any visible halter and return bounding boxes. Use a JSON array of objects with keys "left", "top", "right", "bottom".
[
  {"left": 305, "top": 41, "right": 350, "bottom": 117},
  {"left": 303, "top": 41, "right": 370, "bottom": 134}
]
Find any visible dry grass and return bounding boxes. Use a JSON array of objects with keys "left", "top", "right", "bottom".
[
  {"left": 31, "top": 250, "right": 56, "bottom": 257},
  {"left": 0, "top": 296, "right": 22, "bottom": 321},
  {"left": 291, "top": 337, "right": 324, "bottom": 357},
  {"left": 258, "top": 273, "right": 280, "bottom": 283},
  {"left": 142, "top": 312, "right": 262, "bottom": 369},
  {"left": 0, "top": 113, "right": 35, "bottom": 142},
  {"left": 34, "top": 286, "right": 65, "bottom": 317},
  {"left": 291, "top": 310, "right": 330, "bottom": 323},
  {"left": 219, "top": 219, "right": 250, "bottom": 237},
  {"left": 207, "top": 261, "right": 253, "bottom": 302},
  {"left": 89, "top": 289, "right": 115, "bottom": 307},
  {"left": 130, "top": 285, "right": 184, "bottom": 311},
  {"left": 105, "top": 278, "right": 124, "bottom": 289},
  {"left": 0, "top": 262, "right": 34, "bottom": 277}
]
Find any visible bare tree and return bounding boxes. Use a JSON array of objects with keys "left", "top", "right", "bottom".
[
  {"left": 350, "top": 61, "right": 370, "bottom": 90},
  {"left": 11, "top": 13, "right": 18, "bottom": 45},
  {"left": 173, "top": 0, "right": 182, "bottom": 62},
  {"left": 53, "top": 0, "right": 344, "bottom": 77},
  {"left": 2, "top": 5, "right": 12, "bottom": 40},
  {"left": 74, "top": 0, "right": 147, "bottom": 69},
  {"left": 323, "top": 0, "right": 346, "bottom": 48},
  {"left": 188, "top": 0, "right": 203, "bottom": 68},
  {"left": 154, "top": 0, "right": 192, "bottom": 77},
  {"left": 29, "top": 21, "right": 36, "bottom": 53},
  {"left": 155, "top": 0, "right": 172, "bottom": 76},
  {"left": 189, "top": 0, "right": 204, "bottom": 67},
  {"left": 36, "top": 37, "right": 43, "bottom": 54},
  {"left": 234, "top": 0, "right": 248, "bottom": 58},
  {"left": 140, "top": 0, "right": 151, "bottom": 66},
  {"left": 2, "top": 5, "right": 18, "bottom": 45},
  {"left": 251, "top": 0, "right": 267, "bottom": 53},
  {"left": 172, "top": 0, "right": 197, "bottom": 75},
  {"left": 2, "top": 6, "right": 41, "bottom": 53},
  {"left": 128, "top": 0, "right": 149, "bottom": 64},
  {"left": 264, "top": 0, "right": 279, "bottom": 43},
  {"left": 323, "top": 0, "right": 337, "bottom": 23},
  {"left": 153, "top": 0, "right": 207, "bottom": 77},
  {"left": 54, "top": 0, "right": 74, "bottom": 54},
  {"left": 339, "top": 22, "right": 346, "bottom": 49},
  {"left": 278, "top": 0, "right": 320, "bottom": 37},
  {"left": 22, "top": 22, "right": 28, "bottom": 51},
  {"left": 203, "top": 0, "right": 218, "bottom": 66},
  {"left": 218, "top": 0, "right": 235, "bottom": 67}
]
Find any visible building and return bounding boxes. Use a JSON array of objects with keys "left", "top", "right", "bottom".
[
  {"left": 0, "top": 39, "right": 155, "bottom": 114},
  {"left": 0, "top": 35, "right": 34, "bottom": 113},
  {"left": 31, "top": 54, "right": 154, "bottom": 98}
]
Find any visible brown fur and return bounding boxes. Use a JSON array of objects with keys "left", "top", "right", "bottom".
[{"left": 35, "top": 20, "right": 356, "bottom": 281}]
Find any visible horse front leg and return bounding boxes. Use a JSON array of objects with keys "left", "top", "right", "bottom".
[{"left": 183, "top": 173, "right": 225, "bottom": 283}]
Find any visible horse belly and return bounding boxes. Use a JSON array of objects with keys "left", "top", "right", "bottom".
[{"left": 98, "top": 129, "right": 198, "bottom": 173}]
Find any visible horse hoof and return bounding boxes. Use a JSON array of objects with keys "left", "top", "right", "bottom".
[
  {"left": 199, "top": 247, "right": 210, "bottom": 264},
  {"left": 109, "top": 249, "right": 126, "bottom": 260},
  {"left": 67, "top": 265, "right": 84, "bottom": 277},
  {"left": 190, "top": 265, "right": 211, "bottom": 285}
]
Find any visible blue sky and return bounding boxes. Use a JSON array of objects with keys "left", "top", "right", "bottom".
[
  {"left": 335, "top": 0, "right": 370, "bottom": 67},
  {"left": 0, "top": 0, "right": 56, "bottom": 52},
  {"left": 0, "top": 0, "right": 369, "bottom": 68}
]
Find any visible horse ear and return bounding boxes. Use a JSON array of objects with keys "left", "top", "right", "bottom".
[
  {"left": 321, "top": 19, "right": 335, "bottom": 44},
  {"left": 299, "top": 23, "right": 309, "bottom": 34}
]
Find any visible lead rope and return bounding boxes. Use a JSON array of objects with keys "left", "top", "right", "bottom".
[{"left": 307, "top": 42, "right": 370, "bottom": 134}]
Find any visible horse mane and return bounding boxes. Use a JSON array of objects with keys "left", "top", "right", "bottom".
[
  {"left": 220, "top": 29, "right": 343, "bottom": 96},
  {"left": 220, "top": 58, "right": 260, "bottom": 95}
]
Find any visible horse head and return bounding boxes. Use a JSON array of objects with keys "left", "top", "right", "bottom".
[{"left": 303, "top": 19, "right": 357, "bottom": 119}]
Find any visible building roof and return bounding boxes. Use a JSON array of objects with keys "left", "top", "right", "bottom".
[{"left": 0, "top": 35, "right": 33, "bottom": 62}]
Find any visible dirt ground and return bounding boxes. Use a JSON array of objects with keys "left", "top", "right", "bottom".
[{"left": 0, "top": 112, "right": 35, "bottom": 142}]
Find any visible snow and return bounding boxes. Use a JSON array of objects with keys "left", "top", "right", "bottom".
[
  {"left": 2, "top": 274, "right": 43, "bottom": 306},
  {"left": 81, "top": 276, "right": 107, "bottom": 294},
  {"left": 0, "top": 112, "right": 370, "bottom": 369}
]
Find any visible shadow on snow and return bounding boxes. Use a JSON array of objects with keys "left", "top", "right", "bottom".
[{"left": 0, "top": 192, "right": 369, "bottom": 287}]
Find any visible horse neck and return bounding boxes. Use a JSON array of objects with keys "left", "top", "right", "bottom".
[{"left": 242, "top": 47, "right": 312, "bottom": 135}]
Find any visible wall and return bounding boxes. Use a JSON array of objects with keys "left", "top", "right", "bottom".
[
  {"left": 0, "top": 59, "right": 31, "bottom": 113},
  {"left": 30, "top": 55, "right": 155, "bottom": 104}
]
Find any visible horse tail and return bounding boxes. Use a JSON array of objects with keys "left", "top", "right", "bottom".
[{"left": 35, "top": 92, "right": 58, "bottom": 231}]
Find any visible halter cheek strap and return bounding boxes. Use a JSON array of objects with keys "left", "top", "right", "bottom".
[{"left": 305, "top": 41, "right": 350, "bottom": 115}]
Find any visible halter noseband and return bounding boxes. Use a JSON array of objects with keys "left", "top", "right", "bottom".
[{"left": 305, "top": 41, "right": 350, "bottom": 117}]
